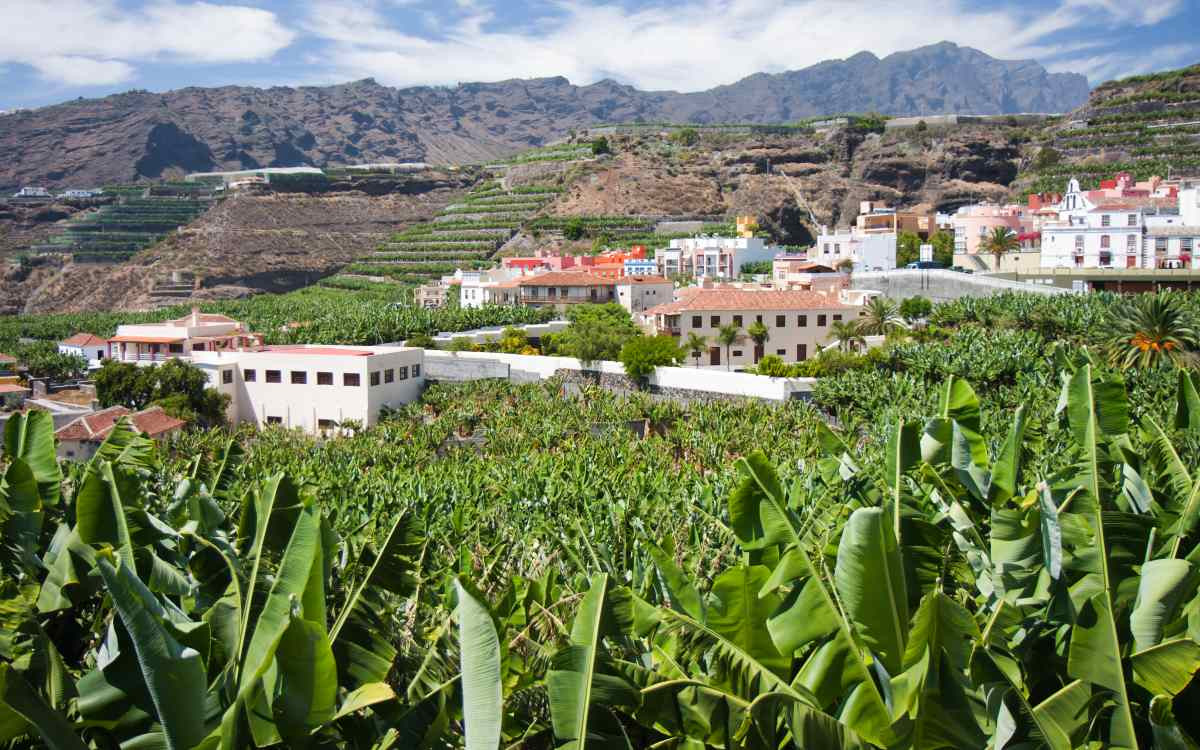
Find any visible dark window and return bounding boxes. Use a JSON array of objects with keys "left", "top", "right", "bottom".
[
  {"left": 244, "top": 369, "right": 256, "bottom": 382},
  {"left": 692, "top": 315, "right": 702, "bottom": 327},
  {"left": 833, "top": 314, "right": 843, "bottom": 322},
  {"left": 384, "top": 368, "right": 394, "bottom": 383},
  {"left": 412, "top": 364, "right": 421, "bottom": 378},
  {"left": 398, "top": 366, "right": 409, "bottom": 380},
  {"left": 222, "top": 369, "right": 233, "bottom": 384},
  {"left": 266, "top": 416, "right": 282, "bottom": 425},
  {"left": 192, "top": 343, "right": 205, "bottom": 351},
  {"left": 798, "top": 315, "right": 808, "bottom": 327},
  {"left": 710, "top": 315, "right": 720, "bottom": 327},
  {"left": 169, "top": 343, "right": 184, "bottom": 353},
  {"left": 1101, "top": 214, "right": 1111, "bottom": 227},
  {"left": 733, "top": 350, "right": 743, "bottom": 357},
  {"left": 318, "top": 419, "right": 336, "bottom": 430},
  {"left": 317, "top": 371, "right": 333, "bottom": 385},
  {"left": 775, "top": 315, "right": 785, "bottom": 327},
  {"left": 733, "top": 315, "right": 743, "bottom": 327},
  {"left": 776, "top": 348, "right": 786, "bottom": 355},
  {"left": 756, "top": 314, "right": 763, "bottom": 324},
  {"left": 265, "top": 370, "right": 282, "bottom": 384},
  {"left": 797, "top": 344, "right": 807, "bottom": 360},
  {"left": 370, "top": 371, "right": 381, "bottom": 387},
  {"left": 343, "top": 373, "right": 361, "bottom": 387},
  {"left": 291, "top": 371, "right": 307, "bottom": 385},
  {"left": 817, "top": 315, "right": 827, "bottom": 326}
]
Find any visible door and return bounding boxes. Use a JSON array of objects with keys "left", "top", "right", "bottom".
[
  {"left": 797, "top": 344, "right": 807, "bottom": 361},
  {"left": 709, "top": 347, "right": 721, "bottom": 366}
]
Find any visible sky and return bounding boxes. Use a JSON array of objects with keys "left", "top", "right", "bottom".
[{"left": 0, "top": 0, "right": 1197, "bottom": 110}]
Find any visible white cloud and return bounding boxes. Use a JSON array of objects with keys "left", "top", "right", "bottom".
[
  {"left": 0, "top": 0, "right": 295, "bottom": 86},
  {"left": 299, "top": 0, "right": 1191, "bottom": 93},
  {"left": 1048, "top": 43, "right": 1199, "bottom": 83}
]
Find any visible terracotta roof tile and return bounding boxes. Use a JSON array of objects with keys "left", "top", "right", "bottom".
[
  {"left": 61, "top": 333, "right": 109, "bottom": 347},
  {"left": 517, "top": 271, "right": 615, "bottom": 287},
  {"left": 56, "top": 405, "right": 186, "bottom": 444},
  {"left": 616, "top": 275, "right": 673, "bottom": 285},
  {"left": 644, "top": 288, "right": 853, "bottom": 315},
  {"left": 0, "top": 384, "right": 30, "bottom": 394},
  {"left": 0, "top": 353, "right": 15, "bottom": 363}
]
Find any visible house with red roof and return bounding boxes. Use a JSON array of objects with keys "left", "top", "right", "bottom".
[
  {"left": 55, "top": 405, "right": 187, "bottom": 461},
  {"left": 59, "top": 333, "right": 110, "bottom": 366},
  {"left": 515, "top": 270, "right": 674, "bottom": 313},
  {"left": 642, "top": 285, "right": 864, "bottom": 368}
]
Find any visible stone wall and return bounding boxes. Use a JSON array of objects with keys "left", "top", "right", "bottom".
[{"left": 851, "top": 269, "right": 1071, "bottom": 301}]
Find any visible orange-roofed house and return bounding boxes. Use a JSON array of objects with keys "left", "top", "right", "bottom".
[
  {"left": 515, "top": 271, "right": 674, "bottom": 313},
  {"left": 0, "top": 383, "right": 30, "bottom": 410},
  {"left": 55, "top": 405, "right": 187, "bottom": 460},
  {"left": 59, "top": 333, "right": 110, "bottom": 367},
  {"left": 643, "top": 286, "right": 863, "bottom": 368},
  {"left": 109, "top": 307, "right": 263, "bottom": 363}
]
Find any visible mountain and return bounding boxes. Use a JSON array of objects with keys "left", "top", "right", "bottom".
[{"left": 0, "top": 42, "right": 1088, "bottom": 189}]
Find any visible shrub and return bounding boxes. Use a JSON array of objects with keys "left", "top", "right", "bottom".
[
  {"left": 563, "top": 218, "right": 585, "bottom": 241},
  {"left": 590, "top": 136, "right": 611, "bottom": 155},
  {"left": 1032, "top": 146, "right": 1062, "bottom": 170},
  {"left": 899, "top": 296, "right": 933, "bottom": 320},
  {"left": 405, "top": 333, "right": 437, "bottom": 349},
  {"left": 619, "top": 334, "right": 685, "bottom": 381}
]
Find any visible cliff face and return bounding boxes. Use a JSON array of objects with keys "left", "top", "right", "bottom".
[{"left": 0, "top": 42, "right": 1087, "bottom": 190}]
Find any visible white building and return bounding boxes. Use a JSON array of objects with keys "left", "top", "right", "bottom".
[
  {"left": 109, "top": 309, "right": 263, "bottom": 362},
  {"left": 13, "top": 187, "right": 50, "bottom": 198},
  {"left": 1040, "top": 178, "right": 1180, "bottom": 269},
  {"left": 657, "top": 236, "right": 778, "bottom": 279},
  {"left": 459, "top": 267, "right": 524, "bottom": 308},
  {"left": 624, "top": 257, "right": 657, "bottom": 276},
  {"left": 192, "top": 345, "right": 425, "bottom": 434},
  {"left": 57, "top": 190, "right": 98, "bottom": 199},
  {"left": 812, "top": 228, "right": 897, "bottom": 271},
  {"left": 59, "top": 333, "right": 109, "bottom": 368}
]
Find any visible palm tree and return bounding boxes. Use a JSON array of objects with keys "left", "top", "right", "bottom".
[
  {"left": 685, "top": 332, "right": 707, "bottom": 368},
  {"left": 1105, "top": 291, "right": 1199, "bottom": 370},
  {"left": 857, "top": 296, "right": 909, "bottom": 336},
  {"left": 981, "top": 226, "right": 1019, "bottom": 272},
  {"left": 746, "top": 320, "right": 769, "bottom": 363},
  {"left": 717, "top": 323, "right": 740, "bottom": 371},
  {"left": 827, "top": 319, "right": 866, "bottom": 353}
]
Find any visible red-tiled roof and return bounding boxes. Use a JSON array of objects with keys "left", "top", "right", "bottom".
[
  {"left": 0, "top": 353, "right": 15, "bottom": 363},
  {"left": 56, "top": 406, "right": 186, "bottom": 443},
  {"left": 0, "top": 384, "right": 30, "bottom": 394},
  {"left": 61, "top": 333, "right": 109, "bottom": 347},
  {"left": 645, "top": 288, "right": 852, "bottom": 315},
  {"left": 518, "top": 271, "right": 615, "bottom": 287},
  {"left": 1088, "top": 197, "right": 1176, "bottom": 212}
]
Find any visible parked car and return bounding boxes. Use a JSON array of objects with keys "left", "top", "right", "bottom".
[
  {"left": 905, "top": 261, "right": 946, "bottom": 270},
  {"left": 949, "top": 265, "right": 975, "bottom": 274}
]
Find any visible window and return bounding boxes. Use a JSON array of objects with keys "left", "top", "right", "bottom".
[
  {"left": 192, "top": 343, "right": 205, "bottom": 351},
  {"left": 169, "top": 343, "right": 184, "bottom": 353},
  {"left": 817, "top": 314, "right": 827, "bottom": 326},
  {"left": 222, "top": 369, "right": 233, "bottom": 384},
  {"left": 1157, "top": 237, "right": 1168, "bottom": 251},
  {"left": 266, "top": 416, "right": 282, "bottom": 425},
  {"left": 833, "top": 314, "right": 843, "bottom": 322},
  {"left": 317, "top": 371, "right": 333, "bottom": 385},
  {"left": 384, "top": 368, "right": 394, "bottom": 383},
  {"left": 1184, "top": 238, "right": 1194, "bottom": 253},
  {"left": 798, "top": 315, "right": 808, "bottom": 327},
  {"left": 370, "top": 371, "right": 381, "bottom": 387},
  {"left": 776, "top": 348, "right": 786, "bottom": 356},
  {"left": 560, "top": 287, "right": 569, "bottom": 299},
  {"left": 398, "top": 366, "right": 409, "bottom": 380},
  {"left": 1100, "top": 235, "right": 1110, "bottom": 249},
  {"left": 244, "top": 369, "right": 256, "bottom": 382},
  {"left": 265, "top": 370, "right": 282, "bottom": 384},
  {"left": 1101, "top": 214, "right": 1111, "bottom": 227},
  {"left": 548, "top": 287, "right": 557, "bottom": 298},
  {"left": 732, "top": 350, "right": 743, "bottom": 357},
  {"left": 412, "top": 364, "right": 421, "bottom": 378},
  {"left": 318, "top": 419, "right": 336, "bottom": 431},
  {"left": 797, "top": 344, "right": 807, "bottom": 360},
  {"left": 755, "top": 315, "right": 763, "bottom": 324},
  {"left": 343, "top": 373, "right": 361, "bottom": 387},
  {"left": 775, "top": 315, "right": 785, "bottom": 328},
  {"left": 1074, "top": 235, "right": 1084, "bottom": 252},
  {"left": 1128, "top": 214, "right": 1138, "bottom": 227},
  {"left": 1127, "top": 235, "right": 1138, "bottom": 252},
  {"left": 823, "top": 243, "right": 831, "bottom": 254},
  {"left": 692, "top": 315, "right": 702, "bottom": 328},
  {"left": 291, "top": 371, "right": 307, "bottom": 385},
  {"left": 733, "top": 315, "right": 743, "bottom": 327},
  {"left": 710, "top": 315, "right": 720, "bottom": 327}
]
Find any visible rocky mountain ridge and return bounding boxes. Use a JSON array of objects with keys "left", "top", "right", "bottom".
[{"left": 0, "top": 42, "right": 1087, "bottom": 190}]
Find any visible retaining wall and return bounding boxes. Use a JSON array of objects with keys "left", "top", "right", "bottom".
[
  {"left": 422, "top": 350, "right": 814, "bottom": 402},
  {"left": 851, "top": 269, "right": 1072, "bottom": 300}
]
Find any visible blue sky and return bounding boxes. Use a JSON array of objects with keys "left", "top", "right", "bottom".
[{"left": 0, "top": 0, "right": 1197, "bottom": 111}]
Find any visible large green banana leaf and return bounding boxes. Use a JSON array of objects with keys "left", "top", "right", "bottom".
[{"left": 455, "top": 579, "right": 503, "bottom": 750}]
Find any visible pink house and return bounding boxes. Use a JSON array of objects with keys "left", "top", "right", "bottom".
[{"left": 952, "top": 204, "right": 1038, "bottom": 256}]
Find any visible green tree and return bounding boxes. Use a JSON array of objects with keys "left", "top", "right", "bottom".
[
  {"left": 94, "top": 358, "right": 228, "bottom": 427},
  {"left": 929, "top": 230, "right": 955, "bottom": 266},
  {"left": 827, "top": 319, "right": 866, "bottom": 352},
  {"left": 899, "top": 296, "right": 933, "bottom": 320},
  {"left": 747, "top": 320, "right": 770, "bottom": 362},
  {"left": 563, "top": 218, "right": 586, "bottom": 241},
  {"left": 857, "top": 297, "right": 908, "bottom": 336},
  {"left": 981, "top": 226, "right": 1019, "bottom": 271},
  {"left": 739, "top": 260, "right": 772, "bottom": 276},
  {"left": 717, "top": 323, "right": 740, "bottom": 371},
  {"left": 13, "top": 343, "right": 87, "bottom": 381},
  {"left": 896, "top": 231, "right": 923, "bottom": 267},
  {"left": 1033, "top": 145, "right": 1061, "bottom": 170},
  {"left": 619, "top": 334, "right": 684, "bottom": 382},
  {"left": 498, "top": 327, "right": 529, "bottom": 354},
  {"left": 669, "top": 127, "right": 699, "bottom": 146},
  {"left": 1105, "top": 291, "right": 1199, "bottom": 370},
  {"left": 590, "top": 137, "right": 610, "bottom": 155},
  {"left": 685, "top": 332, "right": 707, "bottom": 368},
  {"left": 557, "top": 303, "right": 639, "bottom": 363}
]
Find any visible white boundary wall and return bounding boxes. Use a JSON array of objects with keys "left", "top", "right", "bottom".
[{"left": 423, "top": 350, "right": 815, "bottom": 401}]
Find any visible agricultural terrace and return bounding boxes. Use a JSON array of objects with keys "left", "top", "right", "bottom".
[{"left": 9, "top": 288, "right": 1200, "bottom": 746}]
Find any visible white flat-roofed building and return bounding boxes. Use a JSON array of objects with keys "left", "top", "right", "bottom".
[
  {"left": 812, "top": 228, "right": 897, "bottom": 271},
  {"left": 109, "top": 308, "right": 263, "bottom": 363},
  {"left": 657, "top": 236, "right": 778, "bottom": 279},
  {"left": 192, "top": 344, "right": 425, "bottom": 434}
]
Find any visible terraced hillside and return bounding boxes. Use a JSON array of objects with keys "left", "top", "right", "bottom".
[{"left": 1015, "top": 64, "right": 1200, "bottom": 194}]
